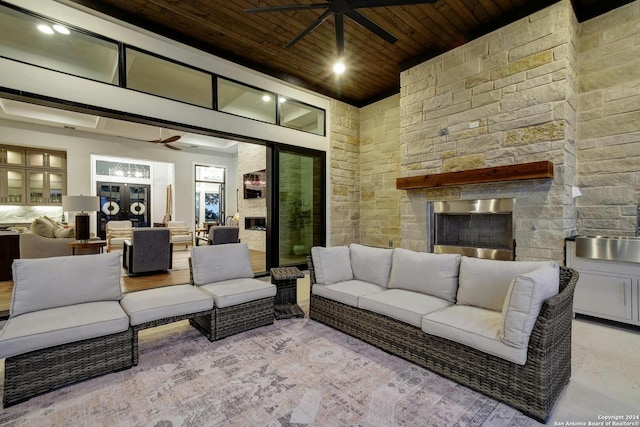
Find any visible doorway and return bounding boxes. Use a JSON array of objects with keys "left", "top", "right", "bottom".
[{"left": 96, "top": 182, "right": 151, "bottom": 238}]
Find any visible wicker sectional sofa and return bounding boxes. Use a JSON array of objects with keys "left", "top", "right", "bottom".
[{"left": 308, "top": 244, "right": 578, "bottom": 423}]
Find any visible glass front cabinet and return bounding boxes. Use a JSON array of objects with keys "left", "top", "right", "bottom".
[{"left": 0, "top": 145, "right": 66, "bottom": 206}]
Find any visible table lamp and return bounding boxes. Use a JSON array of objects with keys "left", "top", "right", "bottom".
[{"left": 62, "top": 195, "right": 100, "bottom": 241}]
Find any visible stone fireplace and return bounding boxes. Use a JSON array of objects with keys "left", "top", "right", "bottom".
[{"left": 397, "top": 0, "right": 579, "bottom": 263}]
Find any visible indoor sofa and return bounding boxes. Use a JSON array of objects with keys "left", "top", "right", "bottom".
[
  {"left": 0, "top": 252, "right": 133, "bottom": 407},
  {"left": 308, "top": 244, "right": 578, "bottom": 423}
]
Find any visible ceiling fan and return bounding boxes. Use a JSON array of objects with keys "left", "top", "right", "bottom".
[
  {"left": 246, "top": 0, "right": 438, "bottom": 57},
  {"left": 120, "top": 129, "right": 182, "bottom": 150}
]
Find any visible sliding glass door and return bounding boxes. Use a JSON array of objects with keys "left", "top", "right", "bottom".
[{"left": 276, "top": 148, "right": 325, "bottom": 268}]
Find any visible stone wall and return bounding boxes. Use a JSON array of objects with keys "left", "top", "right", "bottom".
[
  {"left": 329, "top": 99, "right": 361, "bottom": 246},
  {"left": 398, "top": 0, "right": 579, "bottom": 262},
  {"left": 359, "top": 94, "right": 401, "bottom": 248},
  {"left": 237, "top": 142, "right": 267, "bottom": 251},
  {"left": 577, "top": 1, "right": 640, "bottom": 236}
]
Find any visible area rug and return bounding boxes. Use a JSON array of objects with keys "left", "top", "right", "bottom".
[{"left": 0, "top": 319, "right": 535, "bottom": 426}]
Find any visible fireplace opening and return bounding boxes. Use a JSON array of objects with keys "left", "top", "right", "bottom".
[
  {"left": 245, "top": 216, "right": 266, "bottom": 231},
  {"left": 427, "top": 198, "right": 515, "bottom": 260}
]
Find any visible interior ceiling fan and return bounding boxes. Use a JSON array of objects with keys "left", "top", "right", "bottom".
[
  {"left": 246, "top": 0, "right": 437, "bottom": 56},
  {"left": 121, "top": 129, "right": 182, "bottom": 150}
]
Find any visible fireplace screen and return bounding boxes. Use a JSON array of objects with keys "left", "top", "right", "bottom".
[{"left": 428, "top": 198, "right": 515, "bottom": 260}]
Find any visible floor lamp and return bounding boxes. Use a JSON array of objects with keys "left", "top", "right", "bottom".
[{"left": 62, "top": 195, "right": 100, "bottom": 241}]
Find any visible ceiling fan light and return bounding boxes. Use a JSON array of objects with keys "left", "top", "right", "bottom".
[
  {"left": 333, "top": 61, "right": 346, "bottom": 75},
  {"left": 37, "top": 24, "right": 54, "bottom": 35}
]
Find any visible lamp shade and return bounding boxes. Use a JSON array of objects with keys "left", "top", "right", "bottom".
[{"left": 62, "top": 195, "right": 100, "bottom": 212}]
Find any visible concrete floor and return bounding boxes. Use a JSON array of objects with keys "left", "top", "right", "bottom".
[{"left": 542, "top": 316, "right": 640, "bottom": 425}]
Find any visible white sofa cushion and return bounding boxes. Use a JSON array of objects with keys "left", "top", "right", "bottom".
[
  {"left": 120, "top": 284, "right": 214, "bottom": 326},
  {"left": 501, "top": 265, "right": 560, "bottom": 348},
  {"left": 311, "top": 246, "right": 353, "bottom": 284},
  {"left": 312, "top": 280, "right": 385, "bottom": 307},
  {"left": 388, "top": 248, "right": 461, "bottom": 303},
  {"left": 349, "top": 244, "right": 393, "bottom": 287},
  {"left": 200, "top": 278, "right": 276, "bottom": 308},
  {"left": 422, "top": 305, "right": 528, "bottom": 365},
  {"left": 10, "top": 252, "right": 122, "bottom": 317},
  {"left": 358, "top": 289, "right": 451, "bottom": 327},
  {"left": 0, "top": 301, "right": 129, "bottom": 359},
  {"left": 191, "top": 243, "right": 254, "bottom": 286},
  {"left": 456, "top": 256, "right": 557, "bottom": 312}
]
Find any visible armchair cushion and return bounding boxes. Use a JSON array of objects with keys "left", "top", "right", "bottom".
[
  {"left": 10, "top": 252, "right": 122, "bottom": 317},
  {"left": 0, "top": 301, "right": 129, "bottom": 359},
  {"left": 191, "top": 243, "right": 254, "bottom": 285},
  {"left": 200, "top": 278, "right": 276, "bottom": 308}
]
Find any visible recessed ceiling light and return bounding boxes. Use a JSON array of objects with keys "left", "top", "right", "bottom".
[
  {"left": 279, "top": 97, "right": 287, "bottom": 103},
  {"left": 37, "top": 24, "right": 54, "bottom": 35},
  {"left": 262, "top": 95, "right": 271, "bottom": 102},
  {"left": 52, "top": 24, "right": 70, "bottom": 35},
  {"left": 333, "top": 61, "right": 346, "bottom": 75}
]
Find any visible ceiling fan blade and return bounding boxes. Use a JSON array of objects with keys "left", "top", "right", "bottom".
[
  {"left": 349, "top": 0, "right": 437, "bottom": 8},
  {"left": 160, "top": 135, "right": 181, "bottom": 143},
  {"left": 245, "top": 3, "right": 329, "bottom": 13},
  {"left": 335, "top": 14, "right": 345, "bottom": 57},
  {"left": 345, "top": 9, "right": 398, "bottom": 44},
  {"left": 285, "top": 9, "right": 332, "bottom": 48}
]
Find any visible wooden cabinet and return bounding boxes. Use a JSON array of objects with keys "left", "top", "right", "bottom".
[
  {"left": 27, "top": 171, "right": 65, "bottom": 205},
  {"left": 566, "top": 240, "right": 639, "bottom": 326},
  {"left": 0, "top": 144, "right": 66, "bottom": 206},
  {"left": 0, "top": 168, "right": 25, "bottom": 204}
]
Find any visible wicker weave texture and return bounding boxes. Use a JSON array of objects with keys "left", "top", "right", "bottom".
[
  {"left": 274, "top": 280, "right": 297, "bottom": 305},
  {"left": 307, "top": 256, "right": 577, "bottom": 423},
  {"left": 3, "top": 328, "right": 134, "bottom": 407},
  {"left": 189, "top": 297, "right": 275, "bottom": 341}
]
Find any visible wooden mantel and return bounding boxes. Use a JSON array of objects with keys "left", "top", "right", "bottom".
[{"left": 396, "top": 161, "right": 554, "bottom": 190}]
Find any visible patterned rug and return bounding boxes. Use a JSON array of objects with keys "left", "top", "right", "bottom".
[{"left": 0, "top": 319, "right": 535, "bottom": 426}]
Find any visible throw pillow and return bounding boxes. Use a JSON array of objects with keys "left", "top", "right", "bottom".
[
  {"left": 456, "top": 256, "right": 557, "bottom": 312},
  {"left": 30, "top": 217, "right": 55, "bottom": 238},
  {"left": 388, "top": 248, "right": 461, "bottom": 303},
  {"left": 501, "top": 265, "right": 560, "bottom": 348},
  {"left": 311, "top": 246, "right": 353, "bottom": 284},
  {"left": 54, "top": 225, "right": 75, "bottom": 238},
  {"left": 349, "top": 243, "right": 393, "bottom": 287}
]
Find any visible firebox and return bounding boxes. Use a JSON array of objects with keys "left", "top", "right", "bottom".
[{"left": 427, "top": 198, "right": 515, "bottom": 260}]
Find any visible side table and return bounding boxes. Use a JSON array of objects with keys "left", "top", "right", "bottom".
[
  {"left": 68, "top": 240, "right": 107, "bottom": 255},
  {"left": 271, "top": 266, "right": 305, "bottom": 319}
]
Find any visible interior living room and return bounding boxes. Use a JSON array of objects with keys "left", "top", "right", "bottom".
[{"left": 0, "top": 0, "right": 638, "bottom": 425}]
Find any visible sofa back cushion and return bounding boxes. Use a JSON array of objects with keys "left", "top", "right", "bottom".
[
  {"left": 191, "top": 243, "right": 254, "bottom": 286},
  {"left": 311, "top": 246, "right": 353, "bottom": 284},
  {"left": 501, "top": 265, "right": 560, "bottom": 348},
  {"left": 10, "top": 252, "right": 122, "bottom": 317},
  {"left": 457, "top": 256, "right": 557, "bottom": 311},
  {"left": 388, "top": 248, "right": 461, "bottom": 302},
  {"left": 31, "top": 217, "right": 55, "bottom": 238},
  {"left": 349, "top": 244, "right": 393, "bottom": 287}
]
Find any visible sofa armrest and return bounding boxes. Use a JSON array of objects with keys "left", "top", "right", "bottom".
[{"left": 307, "top": 255, "right": 318, "bottom": 288}]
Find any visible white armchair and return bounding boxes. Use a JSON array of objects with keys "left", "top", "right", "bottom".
[
  {"left": 106, "top": 220, "right": 133, "bottom": 252},
  {"left": 166, "top": 220, "right": 193, "bottom": 250}
]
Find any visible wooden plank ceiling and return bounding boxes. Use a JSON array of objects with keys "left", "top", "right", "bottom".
[{"left": 68, "top": 0, "right": 633, "bottom": 107}]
